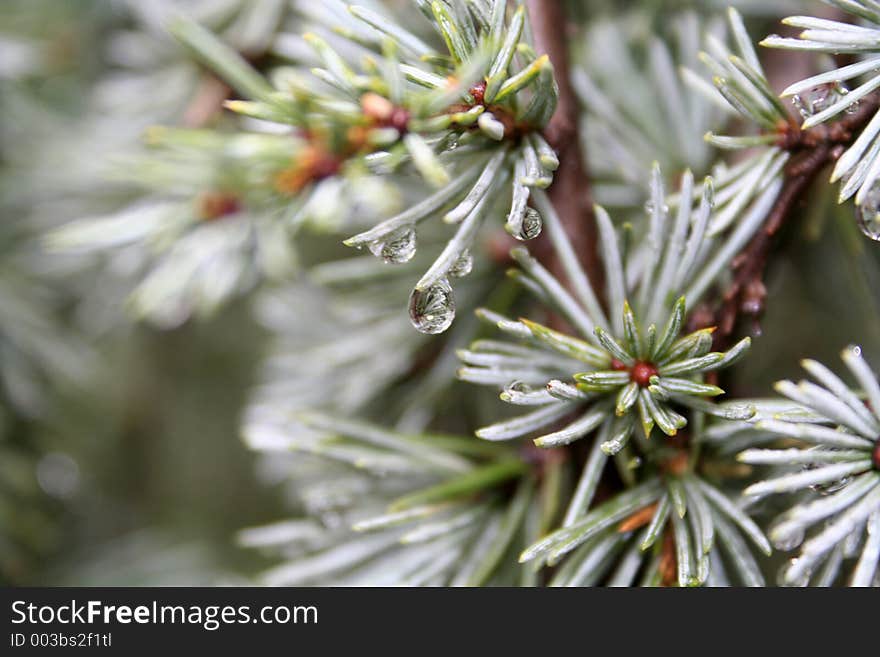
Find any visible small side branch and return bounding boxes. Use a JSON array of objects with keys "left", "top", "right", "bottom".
[
  {"left": 712, "top": 144, "right": 831, "bottom": 342},
  {"left": 708, "top": 94, "right": 880, "bottom": 347}
]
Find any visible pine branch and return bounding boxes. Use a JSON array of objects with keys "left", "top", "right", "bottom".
[
  {"left": 709, "top": 92, "right": 880, "bottom": 347},
  {"left": 526, "top": 0, "right": 603, "bottom": 299}
]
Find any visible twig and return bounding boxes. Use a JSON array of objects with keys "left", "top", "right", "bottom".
[
  {"left": 183, "top": 74, "right": 232, "bottom": 128},
  {"left": 526, "top": 0, "right": 603, "bottom": 298},
  {"left": 182, "top": 52, "right": 271, "bottom": 128},
  {"left": 707, "top": 94, "right": 880, "bottom": 347}
]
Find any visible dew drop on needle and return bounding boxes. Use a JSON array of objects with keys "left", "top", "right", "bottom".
[
  {"left": 856, "top": 185, "right": 880, "bottom": 241},
  {"left": 369, "top": 226, "right": 417, "bottom": 263},
  {"left": 515, "top": 207, "right": 542, "bottom": 241},
  {"left": 408, "top": 278, "right": 455, "bottom": 334},
  {"left": 449, "top": 249, "right": 473, "bottom": 278}
]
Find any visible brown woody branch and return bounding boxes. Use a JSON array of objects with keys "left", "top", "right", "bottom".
[
  {"left": 706, "top": 94, "right": 880, "bottom": 348},
  {"left": 182, "top": 51, "right": 271, "bottom": 128},
  {"left": 526, "top": 0, "right": 604, "bottom": 297},
  {"left": 183, "top": 75, "right": 232, "bottom": 128}
]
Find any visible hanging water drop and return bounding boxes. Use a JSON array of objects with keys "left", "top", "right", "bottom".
[
  {"left": 449, "top": 249, "right": 473, "bottom": 278},
  {"left": 369, "top": 226, "right": 417, "bottom": 263},
  {"left": 515, "top": 207, "right": 542, "bottom": 241},
  {"left": 500, "top": 380, "right": 533, "bottom": 403},
  {"left": 792, "top": 88, "right": 829, "bottom": 120},
  {"left": 856, "top": 185, "right": 880, "bottom": 241},
  {"left": 839, "top": 81, "right": 860, "bottom": 115},
  {"left": 792, "top": 82, "right": 853, "bottom": 120},
  {"left": 408, "top": 278, "right": 455, "bottom": 334},
  {"left": 702, "top": 178, "right": 715, "bottom": 208}
]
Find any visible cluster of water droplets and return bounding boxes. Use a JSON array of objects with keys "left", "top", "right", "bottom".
[
  {"left": 408, "top": 278, "right": 455, "bottom": 334},
  {"left": 856, "top": 183, "right": 880, "bottom": 241},
  {"left": 791, "top": 81, "right": 857, "bottom": 121},
  {"left": 367, "top": 225, "right": 417, "bottom": 264},
  {"left": 643, "top": 200, "right": 670, "bottom": 216},
  {"left": 361, "top": 219, "right": 478, "bottom": 333}
]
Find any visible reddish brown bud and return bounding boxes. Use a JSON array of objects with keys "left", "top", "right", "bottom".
[
  {"left": 310, "top": 153, "right": 342, "bottom": 180},
  {"left": 388, "top": 107, "right": 410, "bottom": 134},
  {"left": 469, "top": 81, "right": 487, "bottom": 106},
  {"left": 197, "top": 191, "right": 242, "bottom": 221},
  {"left": 630, "top": 361, "right": 659, "bottom": 387}
]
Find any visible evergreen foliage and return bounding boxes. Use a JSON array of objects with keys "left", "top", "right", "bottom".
[{"left": 3, "top": 0, "right": 880, "bottom": 587}]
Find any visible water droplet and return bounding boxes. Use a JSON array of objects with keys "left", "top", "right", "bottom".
[
  {"left": 643, "top": 200, "right": 670, "bottom": 216},
  {"left": 835, "top": 81, "right": 860, "bottom": 115},
  {"left": 500, "top": 380, "right": 533, "bottom": 403},
  {"left": 408, "top": 279, "right": 455, "bottom": 334},
  {"left": 703, "top": 180, "right": 715, "bottom": 208},
  {"left": 449, "top": 249, "right": 473, "bottom": 278},
  {"left": 514, "top": 207, "right": 542, "bottom": 241},
  {"left": 803, "top": 447, "right": 852, "bottom": 495},
  {"left": 792, "top": 82, "right": 854, "bottom": 120},
  {"left": 856, "top": 185, "right": 880, "bottom": 241},
  {"left": 809, "top": 473, "right": 852, "bottom": 495},
  {"left": 369, "top": 226, "right": 417, "bottom": 263}
]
